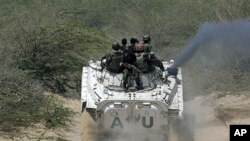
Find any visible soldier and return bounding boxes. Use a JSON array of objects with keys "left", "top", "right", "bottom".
[
  {"left": 101, "top": 42, "right": 123, "bottom": 73},
  {"left": 141, "top": 35, "right": 164, "bottom": 71},
  {"left": 142, "top": 35, "right": 152, "bottom": 53},
  {"left": 128, "top": 37, "right": 139, "bottom": 52},
  {"left": 120, "top": 38, "right": 127, "bottom": 51},
  {"left": 149, "top": 52, "right": 165, "bottom": 71},
  {"left": 135, "top": 52, "right": 153, "bottom": 73},
  {"left": 122, "top": 37, "right": 143, "bottom": 90},
  {"left": 121, "top": 62, "right": 143, "bottom": 90}
]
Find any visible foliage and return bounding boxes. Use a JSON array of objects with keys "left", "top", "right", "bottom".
[
  {"left": 14, "top": 24, "right": 110, "bottom": 95},
  {"left": 0, "top": 66, "right": 72, "bottom": 135},
  {"left": 63, "top": 0, "right": 250, "bottom": 93},
  {"left": 0, "top": 67, "right": 44, "bottom": 133},
  {"left": 43, "top": 95, "right": 73, "bottom": 128},
  {"left": 0, "top": 0, "right": 110, "bottom": 136},
  {"left": 0, "top": 0, "right": 250, "bottom": 138},
  {"left": 69, "top": 0, "right": 215, "bottom": 58}
]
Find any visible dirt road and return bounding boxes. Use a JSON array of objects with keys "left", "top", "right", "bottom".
[
  {"left": 186, "top": 92, "right": 250, "bottom": 141},
  {"left": 1, "top": 92, "right": 249, "bottom": 141},
  {"left": 63, "top": 99, "right": 82, "bottom": 141},
  {"left": 78, "top": 92, "right": 250, "bottom": 141}
]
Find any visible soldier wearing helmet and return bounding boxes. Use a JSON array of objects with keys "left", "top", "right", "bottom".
[
  {"left": 143, "top": 34, "right": 152, "bottom": 53},
  {"left": 143, "top": 34, "right": 151, "bottom": 43},
  {"left": 121, "top": 37, "right": 144, "bottom": 90},
  {"left": 101, "top": 42, "right": 123, "bottom": 73},
  {"left": 112, "top": 42, "right": 120, "bottom": 51},
  {"left": 130, "top": 37, "right": 139, "bottom": 45},
  {"left": 120, "top": 38, "right": 127, "bottom": 52},
  {"left": 128, "top": 37, "right": 138, "bottom": 51},
  {"left": 142, "top": 35, "right": 164, "bottom": 71}
]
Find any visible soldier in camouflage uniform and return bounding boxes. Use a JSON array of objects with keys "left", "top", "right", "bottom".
[
  {"left": 121, "top": 37, "right": 143, "bottom": 90},
  {"left": 120, "top": 38, "right": 127, "bottom": 52},
  {"left": 149, "top": 52, "right": 164, "bottom": 71},
  {"left": 101, "top": 42, "right": 123, "bottom": 73},
  {"left": 142, "top": 35, "right": 164, "bottom": 71},
  {"left": 126, "top": 37, "right": 138, "bottom": 53},
  {"left": 135, "top": 52, "right": 153, "bottom": 73},
  {"left": 143, "top": 35, "right": 152, "bottom": 53}
]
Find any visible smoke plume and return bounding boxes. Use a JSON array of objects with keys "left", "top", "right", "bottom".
[{"left": 173, "top": 19, "right": 250, "bottom": 69}]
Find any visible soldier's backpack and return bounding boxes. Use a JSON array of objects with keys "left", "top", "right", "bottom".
[
  {"left": 136, "top": 53, "right": 152, "bottom": 73},
  {"left": 144, "top": 43, "right": 152, "bottom": 53}
]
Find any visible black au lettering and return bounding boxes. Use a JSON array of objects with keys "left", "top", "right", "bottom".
[
  {"left": 111, "top": 117, "right": 124, "bottom": 129},
  {"left": 142, "top": 116, "right": 153, "bottom": 128}
]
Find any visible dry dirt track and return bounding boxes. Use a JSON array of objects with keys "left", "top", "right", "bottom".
[
  {"left": 1, "top": 92, "right": 250, "bottom": 141},
  {"left": 79, "top": 92, "right": 250, "bottom": 141},
  {"left": 187, "top": 92, "right": 250, "bottom": 141},
  {"left": 0, "top": 95, "right": 82, "bottom": 141}
]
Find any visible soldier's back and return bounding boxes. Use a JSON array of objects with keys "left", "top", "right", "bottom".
[{"left": 106, "top": 51, "right": 123, "bottom": 73}]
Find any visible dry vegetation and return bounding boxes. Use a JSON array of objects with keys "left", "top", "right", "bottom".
[{"left": 0, "top": 0, "right": 250, "bottom": 139}]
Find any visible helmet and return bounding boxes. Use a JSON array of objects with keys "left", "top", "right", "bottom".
[
  {"left": 112, "top": 42, "right": 120, "bottom": 51},
  {"left": 121, "top": 38, "right": 127, "bottom": 46},
  {"left": 143, "top": 35, "right": 151, "bottom": 43},
  {"left": 130, "top": 37, "right": 139, "bottom": 45}
]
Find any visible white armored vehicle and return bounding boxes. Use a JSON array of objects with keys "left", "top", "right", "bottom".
[{"left": 81, "top": 60, "right": 193, "bottom": 141}]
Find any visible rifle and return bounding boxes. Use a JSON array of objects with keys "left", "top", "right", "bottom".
[{"left": 121, "top": 63, "right": 142, "bottom": 73}]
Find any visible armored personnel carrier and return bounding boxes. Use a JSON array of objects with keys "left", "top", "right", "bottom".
[{"left": 81, "top": 60, "right": 194, "bottom": 141}]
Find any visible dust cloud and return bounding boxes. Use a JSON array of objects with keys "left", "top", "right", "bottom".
[
  {"left": 81, "top": 113, "right": 166, "bottom": 141},
  {"left": 81, "top": 112, "right": 98, "bottom": 141},
  {"left": 175, "top": 19, "right": 250, "bottom": 141}
]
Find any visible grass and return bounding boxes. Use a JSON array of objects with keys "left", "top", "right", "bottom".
[
  {"left": 0, "top": 0, "right": 111, "bottom": 137},
  {"left": 0, "top": 0, "right": 250, "bottom": 138}
]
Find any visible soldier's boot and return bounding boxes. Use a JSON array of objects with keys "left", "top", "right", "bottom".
[
  {"left": 135, "top": 78, "right": 143, "bottom": 90},
  {"left": 123, "top": 82, "right": 129, "bottom": 91},
  {"left": 123, "top": 69, "right": 129, "bottom": 91}
]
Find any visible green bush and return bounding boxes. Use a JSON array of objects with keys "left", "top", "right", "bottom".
[
  {"left": 14, "top": 24, "right": 110, "bottom": 96},
  {"left": 0, "top": 66, "right": 43, "bottom": 132},
  {"left": 43, "top": 95, "right": 73, "bottom": 128},
  {"left": 0, "top": 1, "right": 111, "bottom": 136},
  {"left": 0, "top": 65, "right": 72, "bottom": 135}
]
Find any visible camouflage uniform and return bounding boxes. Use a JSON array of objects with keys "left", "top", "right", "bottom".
[
  {"left": 122, "top": 38, "right": 143, "bottom": 90},
  {"left": 143, "top": 35, "right": 152, "bottom": 53},
  {"left": 135, "top": 52, "right": 153, "bottom": 73},
  {"left": 144, "top": 43, "right": 152, "bottom": 53},
  {"left": 142, "top": 35, "right": 164, "bottom": 71},
  {"left": 106, "top": 51, "right": 123, "bottom": 73},
  {"left": 149, "top": 52, "right": 164, "bottom": 71},
  {"left": 120, "top": 38, "right": 127, "bottom": 52},
  {"left": 102, "top": 42, "right": 124, "bottom": 73}
]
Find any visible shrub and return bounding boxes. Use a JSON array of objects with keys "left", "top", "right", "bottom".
[
  {"left": 0, "top": 66, "right": 44, "bottom": 132},
  {"left": 14, "top": 24, "right": 110, "bottom": 96}
]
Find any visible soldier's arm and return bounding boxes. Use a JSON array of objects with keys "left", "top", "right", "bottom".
[{"left": 101, "top": 55, "right": 107, "bottom": 70}]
